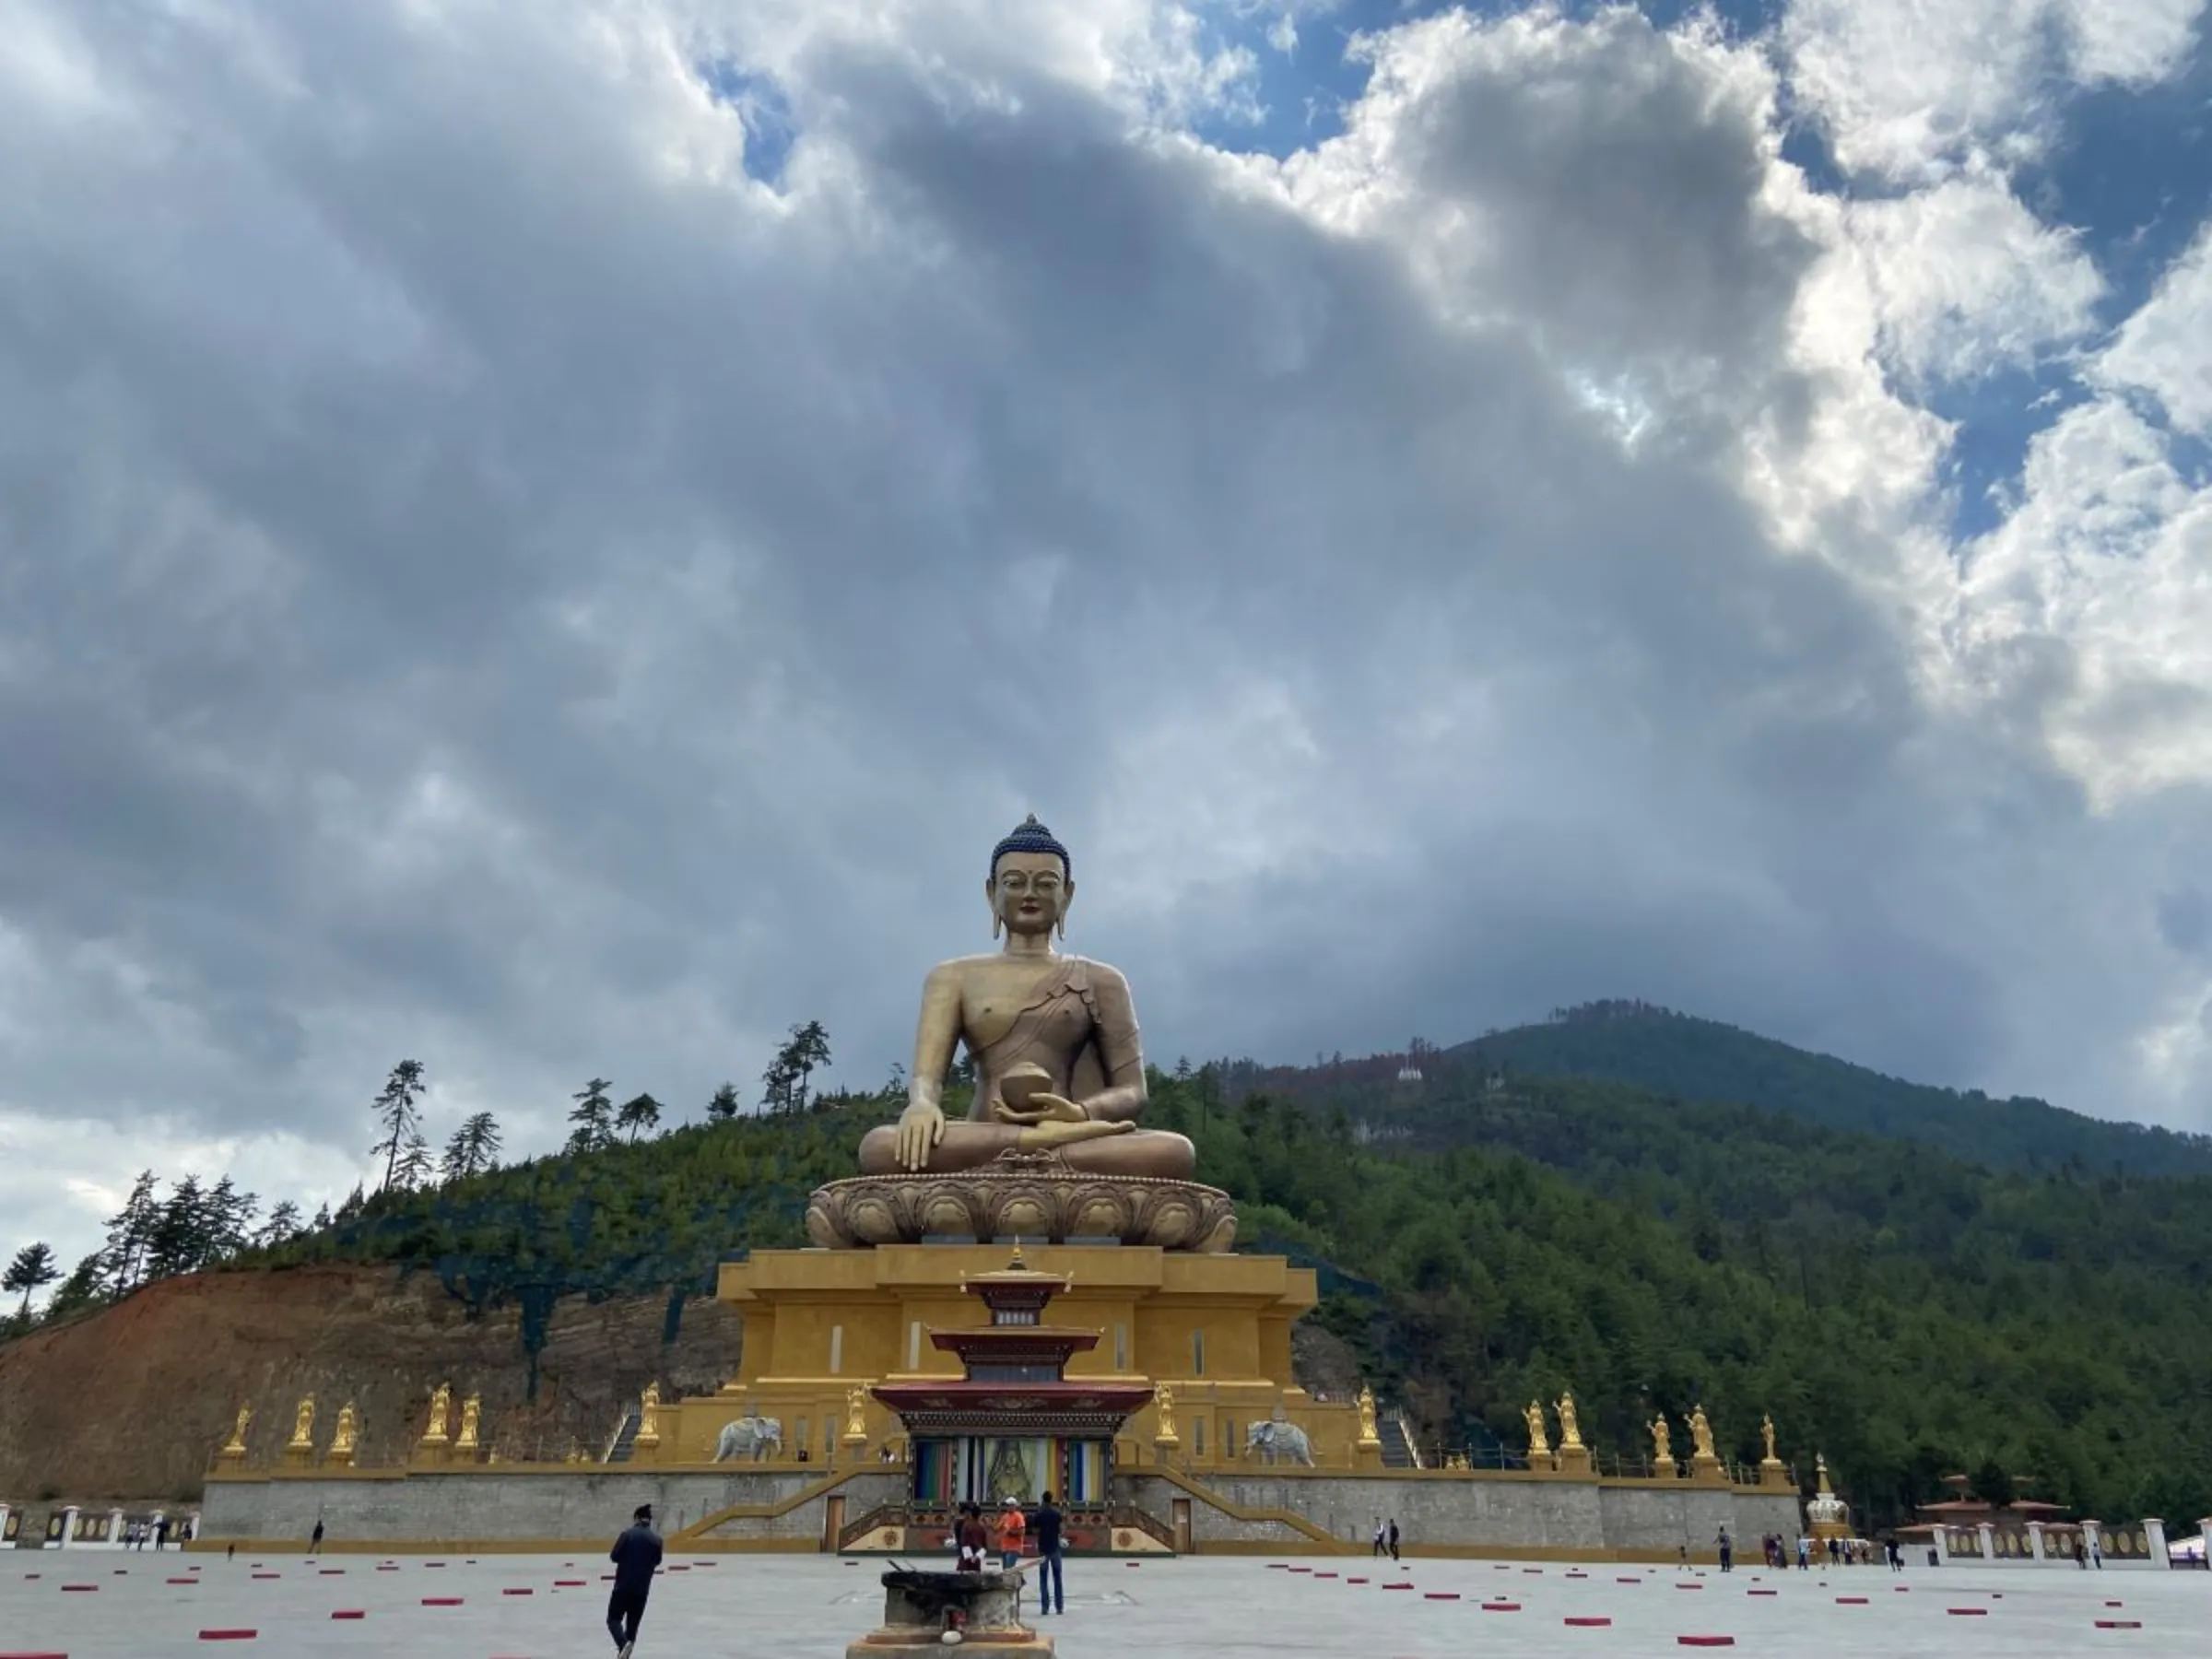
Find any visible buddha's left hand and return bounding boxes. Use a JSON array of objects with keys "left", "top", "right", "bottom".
[{"left": 990, "top": 1092, "right": 1088, "bottom": 1126}]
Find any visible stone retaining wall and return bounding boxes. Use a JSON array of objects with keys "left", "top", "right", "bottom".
[
  {"left": 197, "top": 1467, "right": 906, "bottom": 1548},
  {"left": 1118, "top": 1471, "right": 1802, "bottom": 1559},
  {"left": 199, "top": 1465, "right": 1798, "bottom": 1559}
]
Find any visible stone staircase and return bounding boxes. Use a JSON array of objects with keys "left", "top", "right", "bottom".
[
  {"left": 1379, "top": 1411, "right": 1419, "bottom": 1470},
  {"left": 602, "top": 1407, "right": 641, "bottom": 1465}
]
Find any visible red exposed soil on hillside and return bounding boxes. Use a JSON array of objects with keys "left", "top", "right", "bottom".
[{"left": 0, "top": 1265, "right": 743, "bottom": 1503}]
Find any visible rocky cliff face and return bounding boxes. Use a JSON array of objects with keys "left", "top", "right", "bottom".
[{"left": 0, "top": 1265, "right": 744, "bottom": 1504}]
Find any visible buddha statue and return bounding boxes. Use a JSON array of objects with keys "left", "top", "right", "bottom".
[{"left": 857, "top": 816, "right": 1195, "bottom": 1181}]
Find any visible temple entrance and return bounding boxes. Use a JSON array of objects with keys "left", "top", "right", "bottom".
[
  {"left": 1171, "top": 1499, "right": 1193, "bottom": 1554},
  {"left": 821, "top": 1494, "right": 846, "bottom": 1554}
]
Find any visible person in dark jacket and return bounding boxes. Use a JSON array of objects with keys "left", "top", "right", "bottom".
[
  {"left": 1030, "top": 1491, "right": 1065, "bottom": 1616},
  {"left": 607, "top": 1503, "right": 664, "bottom": 1657}
]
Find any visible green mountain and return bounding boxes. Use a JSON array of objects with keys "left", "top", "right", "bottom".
[
  {"left": 1435, "top": 1000, "right": 2212, "bottom": 1179},
  {"left": 18, "top": 1018, "right": 2210, "bottom": 1539}
]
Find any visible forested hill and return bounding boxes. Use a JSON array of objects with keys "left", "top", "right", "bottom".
[
  {"left": 10, "top": 1033, "right": 2210, "bottom": 1537},
  {"left": 1425, "top": 1001, "right": 2212, "bottom": 1179}
]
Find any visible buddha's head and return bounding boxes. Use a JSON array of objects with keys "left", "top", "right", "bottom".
[{"left": 988, "top": 814, "right": 1073, "bottom": 940}]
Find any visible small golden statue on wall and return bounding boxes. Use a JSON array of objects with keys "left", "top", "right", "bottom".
[
  {"left": 1523, "top": 1399, "right": 1550, "bottom": 1459},
  {"left": 1556, "top": 1392, "right": 1583, "bottom": 1448},
  {"left": 1688, "top": 1404, "right": 1716, "bottom": 1462},
  {"left": 455, "top": 1394, "right": 482, "bottom": 1453},
  {"left": 1649, "top": 1412, "right": 1674, "bottom": 1468},
  {"left": 842, "top": 1384, "right": 868, "bottom": 1446},
  {"left": 422, "top": 1382, "right": 453, "bottom": 1446},
  {"left": 219, "top": 1404, "right": 251, "bottom": 1463},
  {"left": 1760, "top": 1414, "right": 1778, "bottom": 1462},
  {"left": 635, "top": 1382, "right": 663, "bottom": 1450},
  {"left": 284, "top": 1395, "right": 315, "bottom": 1464},
  {"left": 1355, "top": 1385, "right": 1382, "bottom": 1449},
  {"left": 329, "top": 1402, "right": 359, "bottom": 1465},
  {"left": 1153, "top": 1382, "right": 1180, "bottom": 1447}
]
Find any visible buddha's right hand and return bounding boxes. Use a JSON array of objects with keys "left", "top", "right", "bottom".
[{"left": 895, "top": 1102, "right": 946, "bottom": 1171}]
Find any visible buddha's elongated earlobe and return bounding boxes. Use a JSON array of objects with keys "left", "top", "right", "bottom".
[
  {"left": 993, "top": 912, "right": 1003, "bottom": 940},
  {"left": 1055, "top": 912, "right": 1065, "bottom": 940}
]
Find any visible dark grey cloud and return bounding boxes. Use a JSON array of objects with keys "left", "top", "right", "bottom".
[{"left": 2, "top": 0, "right": 2208, "bottom": 1268}]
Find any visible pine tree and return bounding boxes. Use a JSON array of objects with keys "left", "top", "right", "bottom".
[
  {"left": 147, "top": 1174, "right": 208, "bottom": 1278},
  {"left": 771, "top": 1021, "right": 832, "bottom": 1112},
  {"left": 441, "top": 1112, "right": 502, "bottom": 1182},
  {"left": 43, "top": 1250, "right": 108, "bottom": 1319},
  {"left": 371, "top": 1059, "right": 429, "bottom": 1191},
  {"left": 566, "top": 1077, "right": 616, "bottom": 1154},
  {"left": 255, "top": 1200, "right": 303, "bottom": 1247},
  {"left": 206, "top": 1176, "right": 257, "bottom": 1258},
  {"left": 706, "top": 1082, "right": 742, "bottom": 1121},
  {"left": 394, "top": 1130, "right": 434, "bottom": 1190},
  {"left": 2, "top": 1241, "right": 59, "bottom": 1317},
  {"left": 100, "top": 1170, "right": 163, "bottom": 1296},
  {"left": 311, "top": 1202, "right": 334, "bottom": 1231},
  {"left": 616, "top": 1092, "right": 664, "bottom": 1143}
]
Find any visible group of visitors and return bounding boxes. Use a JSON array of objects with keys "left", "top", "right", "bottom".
[
  {"left": 119, "top": 1516, "right": 178, "bottom": 1549},
  {"left": 953, "top": 1492, "right": 1067, "bottom": 1616},
  {"left": 1758, "top": 1533, "right": 1902, "bottom": 1570},
  {"left": 1370, "top": 1517, "right": 1401, "bottom": 1559}
]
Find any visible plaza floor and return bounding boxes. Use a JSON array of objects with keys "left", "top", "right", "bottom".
[{"left": 0, "top": 1549, "right": 2199, "bottom": 1658}]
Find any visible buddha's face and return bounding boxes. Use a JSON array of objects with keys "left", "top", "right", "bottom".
[{"left": 988, "top": 851, "right": 1072, "bottom": 938}]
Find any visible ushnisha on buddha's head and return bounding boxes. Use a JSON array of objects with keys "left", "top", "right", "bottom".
[{"left": 988, "top": 814, "right": 1074, "bottom": 941}]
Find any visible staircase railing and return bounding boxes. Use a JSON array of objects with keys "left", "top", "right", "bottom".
[
  {"left": 603, "top": 1407, "right": 639, "bottom": 1465},
  {"left": 1380, "top": 1411, "right": 1421, "bottom": 1470},
  {"left": 1107, "top": 1503, "right": 1176, "bottom": 1550}
]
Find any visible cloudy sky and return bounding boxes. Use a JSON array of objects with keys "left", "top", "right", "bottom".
[{"left": 4, "top": 0, "right": 2211, "bottom": 1277}]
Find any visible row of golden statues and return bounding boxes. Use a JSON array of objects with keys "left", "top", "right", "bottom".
[
  {"left": 1514, "top": 1394, "right": 1786, "bottom": 1477},
  {"left": 218, "top": 1382, "right": 488, "bottom": 1469}
]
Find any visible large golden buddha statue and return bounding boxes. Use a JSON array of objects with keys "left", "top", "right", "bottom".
[
  {"left": 810, "top": 816, "right": 1231, "bottom": 1251},
  {"left": 857, "top": 815, "right": 1194, "bottom": 1180}
]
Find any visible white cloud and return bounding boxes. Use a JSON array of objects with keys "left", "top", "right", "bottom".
[
  {"left": 2096, "top": 221, "right": 2212, "bottom": 434},
  {"left": 1783, "top": 0, "right": 2208, "bottom": 180},
  {"left": 1841, "top": 170, "right": 2105, "bottom": 385},
  {"left": 3, "top": 0, "right": 2212, "bottom": 1282}
]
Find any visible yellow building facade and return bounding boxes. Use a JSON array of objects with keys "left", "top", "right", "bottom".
[{"left": 642, "top": 1242, "right": 1378, "bottom": 1473}]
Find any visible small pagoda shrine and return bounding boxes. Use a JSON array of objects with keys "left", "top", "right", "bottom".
[{"left": 872, "top": 1250, "right": 1154, "bottom": 1515}]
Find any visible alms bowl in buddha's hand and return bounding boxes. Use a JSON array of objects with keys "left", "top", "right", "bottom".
[{"left": 991, "top": 1062, "right": 1086, "bottom": 1125}]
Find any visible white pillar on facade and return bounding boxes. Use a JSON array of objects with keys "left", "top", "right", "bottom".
[
  {"left": 104, "top": 1508, "right": 124, "bottom": 1549},
  {"left": 2026, "top": 1521, "right": 2046, "bottom": 1562},
  {"left": 2084, "top": 1519, "right": 2103, "bottom": 1563},
  {"left": 56, "top": 1505, "right": 80, "bottom": 1549},
  {"left": 0, "top": 1500, "right": 11, "bottom": 1548},
  {"left": 2143, "top": 1519, "right": 2167, "bottom": 1566},
  {"left": 1978, "top": 1522, "right": 1997, "bottom": 1564}
]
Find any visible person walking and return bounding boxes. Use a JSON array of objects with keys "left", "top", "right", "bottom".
[
  {"left": 1371, "top": 1519, "right": 1386, "bottom": 1557},
  {"left": 1716, "top": 1526, "right": 1733, "bottom": 1572},
  {"left": 1030, "top": 1491, "right": 1065, "bottom": 1617},
  {"left": 1387, "top": 1518, "right": 1400, "bottom": 1562},
  {"left": 308, "top": 1519, "right": 324, "bottom": 1558},
  {"left": 997, "top": 1497, "right": 1026, "bottom": 1570},
  {"left": 606, "top": 1502, "right": 663, "bottom": 1658},
  {"left": 1796, "top": 1535, "right": 1809, "bottom": 1571}
]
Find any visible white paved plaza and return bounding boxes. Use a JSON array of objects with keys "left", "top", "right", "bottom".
[{"left": 0, "top": 1550, "right": 2199, "bottom": 1658}]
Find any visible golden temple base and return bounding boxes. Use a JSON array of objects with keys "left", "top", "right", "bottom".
[{"left": 641, "top": 1243, "right": 1378, "bottom": 1472}]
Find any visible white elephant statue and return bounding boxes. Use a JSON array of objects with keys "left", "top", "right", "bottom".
[
  {"left": 713, "top": 1415, "right": 784, "bottom": 1463},
  {"left": 1244, "top": 1419, "right": 1315, "bottom": 1465}
]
